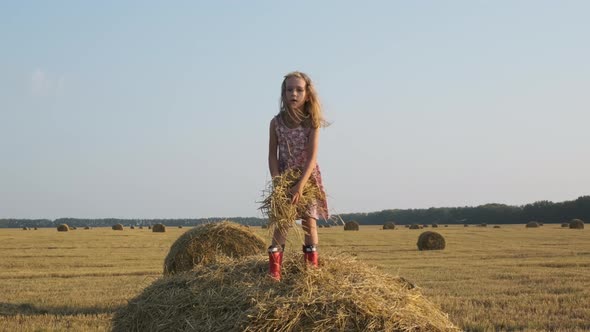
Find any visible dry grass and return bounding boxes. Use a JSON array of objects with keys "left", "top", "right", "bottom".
[
  {"left": 259, "top": 168, "right": 323, "bottom": 237},
  {"left": 114, "top": 254, "right": 459, "bottom": 332},
  {"left": 0, "top": 224, "right": 589, "bottom": 331},
  {"left": 163, "top": 221, "right": 266, "bottom": 275}
]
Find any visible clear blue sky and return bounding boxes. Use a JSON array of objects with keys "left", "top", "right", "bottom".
[{"left": 1, "top": 1, "right": 589, "bottom": 219}]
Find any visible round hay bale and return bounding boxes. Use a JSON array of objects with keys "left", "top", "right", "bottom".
[
  {"left": 569, "top": 219, "right": 584, "bottom": 229},
  {"left": 113, "top": 254, "right": 460, "bottom": 332},
  {"left": 148, "top": 226, "right": 152, "bottom": 230},
  {"left": 84, "top": 226, "right": 90, "bottom": 230},
  {"left": 34, "top": 227, "right": 38, "bottom": 230},
  {"left": 112, "top": 224, "right": 124, "bottom": 231},
  {"left": 493, "top": 225, "right": 501, "bottom": 228},
  {"left": 422, "top": 224, "right": 429, "bottom": 228},
  {"left": 444, "top": 225, "right": 448, "bottom": 227},
  {"left": 22, "top": 227, "right": 27, "bottom": 230},
  {"left": 479, "top": 223, "right": 487, "bottom": 227},
  {"left": 404, "top": 224, "right": 410, "bottom": 228},
  {"left": 57, "top": 224, "right": 69, "bottom": 232},
  {"left": 526, "top": 221, "right": 539, "bottom": 228},
  {"left": 464, "top": 224, "right": 469, "bottom": 227},
  {"left": 409, "top": 224, "right": 420, "bottom": 230},
  {"left": 561, "top": 223, "right": 569, "bottom": 228},
  {"left": 432, "top": 223, "right": 439, "bottom": 228},
  {"left": 417, "top": 231, "right": 446, "bottom": 251},
  {"left": 163, "top": 221, "right": 266, "bottom": 275},
  {"left": 130, "top": 226, "right": 135, "bottom": 229},
  {"left": 139, "top": 226, "right": 143, "bottom": 229},
  {"left": 178, "top": 225, "right": 183, "bottom": 229},
  {"left": 344, "top": 221, "right": 359, "bottom": 231},
  {"left": 152, "top": 224, "right": 166, "bottom": 233},
  {"left": 382, "top": 222, "right": 395, "bottom": 230}
]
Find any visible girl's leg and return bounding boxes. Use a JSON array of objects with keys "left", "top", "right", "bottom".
[
  {"left": 301, "top": 217, "right": 318, "bottom": 245},
  {"left": 301, "top": 217, "right": 319, "bottom": 267},
  {"left": 269, "top": 227, "right": 288, "bottom": 280}
]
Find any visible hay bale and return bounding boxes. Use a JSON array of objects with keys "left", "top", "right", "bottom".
[
  {"left": 417, "top": 231, "right": 446, "bottom": 251},
  {"left": 22, "top": 227, "right": 27, "bottom": 230},
  {"left": 569, "top": 219, "right": 585, "bottom": 229},
  {"left": 432, "top": 223, "right": 439, "bottom": 228},
  {"left": 148, "top": 226, "right": 152, "bottom": 230},
  {"left": 261, "top": 224, "right": 268, "bottom": 229},
  {"left": 422, "top": 224, "right": 429, "bottom": 228},
  {"left": 178, "top": 225, "right": 183, "bottom": 229},
  {"left": 57, "top": 224, "right": 69, "bottom": 232},
  {"left": 464, "top": 224, "right": 469, "bottom": 227},
  {"left": 34, "top": 227, "right": 38, "bottom": 230},
  {"left": 130, "top": 226, "right": 135, "bottom": 229},
  {"left": 382, "top": 222, "right": 395, "bottom": 230},
  {"left": 409, "top": 224, "right": 420, "bottom": 230},
  {"left": 444, "top": 225, "right": 448, "bottom": 227},
  {"left": 163, "top": 221, "right": 266, "bottom": 275},
  {"left": 112, "top": 224, "right": 124, "bottom": 230},
  {"left": 139, "top": 226, "right": 143, "bottom": 229},
  {"left": 113, "top": 254, "right": 460, "bottom": 332},
  {"left": 493, "top": 225, "right": 501, "bottom": 228},
  {"left": 561, "top": 223, "right": 569, "bottom": 228},
  {"left": 344, "top": 221, "right": 359, "bottom": 231},
  {"left": 526, "top": 221, "right": 539, "bottom": 228},
  {"left": 404, "top": 224, "right": 410, "bottom": 228},
  {"left": 479, "top": 223, "right": 487, "bottom": 227},
  {"left": 153, "top": 224, "right": 166, "bottom": 232}
]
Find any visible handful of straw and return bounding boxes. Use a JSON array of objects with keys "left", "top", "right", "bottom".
[{"left": 259, "top": 168, "right": 323, "bottom": 235}]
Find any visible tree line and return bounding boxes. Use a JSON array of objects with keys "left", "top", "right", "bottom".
[{"left": 1, "top": 196, "right": 588, "bottom": 228}]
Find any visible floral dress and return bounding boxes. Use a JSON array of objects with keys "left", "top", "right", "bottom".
[{"left": 274, "top": 113, "right": 329, "bottom": 221}]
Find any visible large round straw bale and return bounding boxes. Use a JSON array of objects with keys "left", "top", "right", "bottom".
[
  {"left": 113, "top": 254, "right": 460, "bottom": 332},
  {"left": 526, "top": 221, "right": 539, "bottom": 228},
  {"left": 417, "top": 231, "right": 446, "bottom": 251},
  {"left": 569, "top": 219, "right": 585, "bottom": 229},
  {"left": 163, "top": 221, "right": 266, "bottom": 275},
  {"left": 344, "top": 221, "right": 359, "bottom": 231},
  {"left": 112, "top": 224, "right": 124, "bottom": 230},
  {"left": 152, "top": 224, "right": 166, "bottom": 232},
  {"left": 409, "top": 224, "right": 420, "bottom": 229},
  {"left": 57, "top": 224, "right": 69, "bottom": 232},
  {"left": 382, "top": 222, "right": 395, "bottom": 230}
]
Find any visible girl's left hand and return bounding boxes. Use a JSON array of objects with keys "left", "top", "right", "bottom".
[{"left": 289, "top": 182, "right": 304, "bottom": 205}]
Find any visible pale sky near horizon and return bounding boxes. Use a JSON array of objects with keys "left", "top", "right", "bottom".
[{"left": 1, "top": 1, "right": 589, "bottom": 220}]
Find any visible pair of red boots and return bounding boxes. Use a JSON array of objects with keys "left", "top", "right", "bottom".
[{"left": 268, "top": 244, "right": 318, "bottom": 281}]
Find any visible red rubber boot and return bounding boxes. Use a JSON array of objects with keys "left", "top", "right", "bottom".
[
  {"left": 303, "top": 245, "right": 318, "bottom": 268},
  {"left": 268, "top": 246, "right": 283, "bottom": 280}
]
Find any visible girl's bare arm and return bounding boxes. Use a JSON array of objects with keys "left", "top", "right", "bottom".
[{"left": 268, "top": 118, "right": 280, "bottom": 178}]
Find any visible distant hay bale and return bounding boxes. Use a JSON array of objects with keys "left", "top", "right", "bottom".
[
  {"left": 569, "top": 219, "right": 585, "bottom": 229},
  {"left": 148, "top": 226, "right": 152, "bottom": 230},
  {"left": 561, "top": 223, "right": 569, "bottom": 228},
  {"left": 84, "top": 226, "right": 90, "bottom": 230},
  {"left": 444, "top": 225, "right": 448, "bottom": 227},
  {"left": 112, "top": 224, "right": 124, "bottom": 231},
  {"left": 178, "top": 225, "right": 183, "bottom": 229},
  {"left": 417, "top": 231, "right": 446, "bottom": 251},
  {"left": 464, "top": 224, "right": 469, "bottom": 227},
  {"left": 409, "top": 224, "right": 420, "bottom": 230},
  {"left": 432, "top": 224, "right": 439, "bottom": 228},
  {"left": 34, "top": 227, "right": 38, "bottom": 230},
  {"left": 526, "top": 221, "right": 540, "bottom": 228},
  {"left": 422, "top": 224, "right": 429, "bottom": 228},
  {"left": 22, "top": 227, "right": 27, "bottom": 230},
  {"left": 261, "top": 224, "right": 268, "bottom": 229},
  {"left": 539, "top": 223, "right": 544, "bottom": 226},
  {"left": 113, "top": 254, "right": 460, "bottom": 332},
  {"left": 404, "top": 224, "right": 410, "bottom": 228},
  {"left": 493, "top": 225, "right": 501, "bottom": 228},
  {"left": 130, "top": 226, "right": 135, "bottom": 229},
  {"left": 383, "top": 222, "right": 395, "bottom": 230},
  {"left": 152, "top": 224, "right": 166, "bottom": 233},
  {"left": 57, "top": 224, "right": 69, "bottom": 232},
  {"left": 344, "top": 221, "right": 359, "bottom": 231},
  {"left": 163, "top": 221, "right": 266, "bottom": 275},
  {"left": 479, "top": 223, "right": 487, "bottom": 227},
  {"left": 139, "top": 226, "right": 143, "bottom": 229}
]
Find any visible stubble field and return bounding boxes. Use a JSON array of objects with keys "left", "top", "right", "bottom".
[{"left": 0, "top": 224, "right": 588, "bottom": 331}]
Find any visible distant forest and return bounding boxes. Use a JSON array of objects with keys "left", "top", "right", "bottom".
[{"left": 2, "top": 196, "right": 588, "bottom": 228}]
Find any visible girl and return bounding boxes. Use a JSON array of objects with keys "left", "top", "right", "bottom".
[{"left": 267, "top": 71, "right": 329, "bottom": 280}]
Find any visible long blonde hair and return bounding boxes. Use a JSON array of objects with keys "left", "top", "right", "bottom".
[{"left": 280, "top": 71, "right": 328, "bottom": 128}]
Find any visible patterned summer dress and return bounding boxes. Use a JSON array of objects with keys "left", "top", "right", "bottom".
[{"left": 274, "top": 113, "right": 329, "bottom": 221}]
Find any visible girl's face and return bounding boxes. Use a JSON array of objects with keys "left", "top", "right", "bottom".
[{"left": 284, "top": 77, "right": 307, "bottom": 110}]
